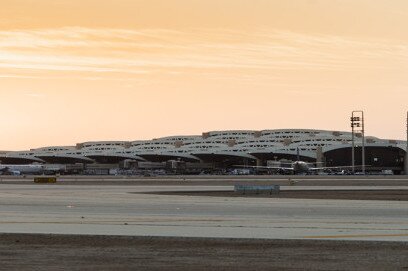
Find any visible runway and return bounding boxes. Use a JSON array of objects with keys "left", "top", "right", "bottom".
[{"left": 0, "top": 181, "right": 408, "bottom": 241}]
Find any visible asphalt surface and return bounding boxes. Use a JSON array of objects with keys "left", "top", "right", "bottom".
[
  {"left": 2, "top": 174, "right": 408, "bottom": 186},
  {"left": 155, "top": 189, "right": 408, "bottom": 201}
]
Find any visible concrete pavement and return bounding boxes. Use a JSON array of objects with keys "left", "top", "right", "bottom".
[{"left": 0, "top": 183, "right": 407, "bottom": 241}]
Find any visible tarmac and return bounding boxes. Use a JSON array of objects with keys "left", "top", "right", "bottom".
[{"left": 0, "top": 176, "right": 408, "bottom": 242}]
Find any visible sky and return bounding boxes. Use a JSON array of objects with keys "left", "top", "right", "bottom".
[{"left": 0, "top": 0, "right": 407, "bottom": 150}]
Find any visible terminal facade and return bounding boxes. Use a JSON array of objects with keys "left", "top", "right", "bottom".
[{"left": 1, "top": 129, "right": 407, "bottom": 174}]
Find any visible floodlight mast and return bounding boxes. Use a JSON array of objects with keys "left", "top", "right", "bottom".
[
  {"left": 351, "top": 117, "right": 355, "bottom": 173},
  {"left": 351, "top": 111, "right": 365, "bottom": 174},
  {"left": 362, "top": 111, "right": 365, "bottom": 174},
  {"left": 406, "top": 111, "right": 408, "bottom": 175}
]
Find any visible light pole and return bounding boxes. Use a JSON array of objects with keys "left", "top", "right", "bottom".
[
  {"left": 362, "top": 111, "right": 365, "bottom": 174},
  {"left": 351, "top": 118, "right": 355, "bottom": 173},
  {"left": 351, "top": 111, "right": 365, "bottom": 174},
  {"left": 406, "top": 111, "right": 408, "bottom": 175}
]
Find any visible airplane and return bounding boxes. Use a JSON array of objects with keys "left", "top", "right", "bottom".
[
  {"left": 0, "top": 164, "right": 45, "bottom": 175},
  {"left": 234, "top": 161, "right": 363, "bottom": 175},
  {"left": 236, "top": 148, "right": 366, "bottom": 175},
  {"left": 234, "top": 161, "right": 364, "bottom": 175}
]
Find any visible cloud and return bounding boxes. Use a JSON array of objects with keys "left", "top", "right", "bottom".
[
  {"left": 24, "top": 91, "right": 46, "bottom": 98},
  {"left": 0, "top": 27, "right": 406, "bottom": 80},
  {"left": 0, "top": 74, "right": 40, "bottom": 79}
]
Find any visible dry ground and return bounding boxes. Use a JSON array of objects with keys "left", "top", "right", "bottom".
[{"left": 0, "top": 234, "right": 408, "bottom": 271}]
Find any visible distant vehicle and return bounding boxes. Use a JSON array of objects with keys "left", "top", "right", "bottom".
[
  {"left": 143, "top": 171, "right": 156, "bottom": 177},
  {"left": 331, "top": 170, "right": 345, "bottom": 175},
  {"left": 230, "top": 168, "right": 252, "bottom": 175},
  {"left": 0, "top": 165, "right": 44, "bottom": 175},
  {"left": 334, "top": 170, "right": 352, "bottom": 175},
  {"left": 381, "top": 170, "right": 394, "bottom": 175}
]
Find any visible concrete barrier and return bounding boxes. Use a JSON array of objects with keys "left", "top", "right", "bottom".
[{"left": 234, "top": 185, "right": 280, "bottom": 195}]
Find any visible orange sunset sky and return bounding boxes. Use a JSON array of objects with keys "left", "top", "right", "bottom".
[{"left": 0, "top": 0, "right": 407, "bottom": 150}]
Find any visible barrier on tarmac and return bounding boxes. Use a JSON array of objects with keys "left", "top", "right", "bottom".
[
  {"left": 234, "top": 185, "right": 280, "bottom": 195},
  {"left": 34, "top": 177, "right": 57, "bottom": 184}
]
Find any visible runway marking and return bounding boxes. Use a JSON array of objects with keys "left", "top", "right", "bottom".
[{"left": 303, "top": 233, "right": 408, "bottom": 239}]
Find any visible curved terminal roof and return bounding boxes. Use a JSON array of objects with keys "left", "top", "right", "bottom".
[{"left": 1, "top": 129, "right": 406, "bottom": 164}]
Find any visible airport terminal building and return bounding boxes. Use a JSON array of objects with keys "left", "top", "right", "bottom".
[{"left": 1, "top": 129, "right": 407, "bottom": 174}]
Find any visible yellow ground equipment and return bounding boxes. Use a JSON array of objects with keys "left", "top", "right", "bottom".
[{"left": 34, "top": 177, "right": 57, "bottom": 184}]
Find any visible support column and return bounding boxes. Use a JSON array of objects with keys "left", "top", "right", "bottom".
[{"left": 316, "top": 146, "right": 324, "bottom": 166}]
